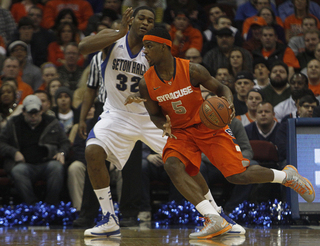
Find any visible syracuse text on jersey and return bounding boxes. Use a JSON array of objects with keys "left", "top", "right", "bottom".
[{"left": 156, "top": 86, "right": 193, "bottom": 102}]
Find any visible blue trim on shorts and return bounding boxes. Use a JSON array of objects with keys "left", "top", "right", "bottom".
[{"left": 86, "top": 116, "right": 101, "bottom": 141}]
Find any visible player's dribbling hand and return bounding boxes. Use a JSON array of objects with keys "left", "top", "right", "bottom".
[
  {"left": 221, "top": 96, "right": 235, "bottom": 123},
  {"left": 124, "top": 94, "right": 147, "bottom": 105},
  {"left": 163, "top": 115, "right": 177, "bottom": 139}
]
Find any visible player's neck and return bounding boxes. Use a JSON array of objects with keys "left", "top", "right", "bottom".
[
  {"left": 127, "top": 32, "right": 144, "bottom": 55},
  {"left": 155, "top": 56, "right": 175, "bottom": 81}
]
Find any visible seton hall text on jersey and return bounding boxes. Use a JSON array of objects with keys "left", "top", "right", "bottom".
[
  {"left": 112, "top": 59, "right": 146, "bottom": 75},
  {"left": 156, "top": 86, "right": 193, "bottom": 102}
]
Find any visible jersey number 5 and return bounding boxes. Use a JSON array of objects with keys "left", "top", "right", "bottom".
[
  {"left": 172, "top": 101, "right": 186, "bottom": 114},
  {"left": 116, "top": 74, "right": 140, "bottom": 92}
]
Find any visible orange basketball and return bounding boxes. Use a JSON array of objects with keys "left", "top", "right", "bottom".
[{"left": 199, "top": 97, "right": 231, "bottom": 130}]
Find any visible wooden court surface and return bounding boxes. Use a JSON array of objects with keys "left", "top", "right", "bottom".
[{"left": 1, "top": 224, "right": 320, "bottom": 246}]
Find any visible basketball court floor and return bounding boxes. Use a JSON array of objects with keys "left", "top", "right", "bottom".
[{"left": 1, "top": 223, "right": 320, "bottom": 246}]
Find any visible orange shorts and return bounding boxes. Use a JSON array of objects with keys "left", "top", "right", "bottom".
[{"left": 163, "top": 123, "right": 249, "bottom": 177}]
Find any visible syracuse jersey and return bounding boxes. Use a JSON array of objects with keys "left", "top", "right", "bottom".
[
  {"left": 144, "top": 58, "right": 204, "bottom": 129},
  {"left": 101, "top": 33, "right": 149, "bottom": 114}
]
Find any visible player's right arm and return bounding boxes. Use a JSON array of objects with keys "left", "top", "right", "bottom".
[
  {"left": 139, "top": 78, "right": 175, "bottom": 138},
  {"left": 78, "top": 7, "right": 134, "bottom": 55}
]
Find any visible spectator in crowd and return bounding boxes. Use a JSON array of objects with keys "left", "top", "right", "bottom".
[
  {"left": 278, "top": 0, "right": 320, "bottom": 22},
  {"left": 10, "top": 17, "right": 34, "bottom": 64},
  {"left": 163, "top": 0, "right": 207, "bottom": 31},
  {"left": 38, "top": 62, "right": 59, "bottom": 91},
  {"left": 253, "top": 58, "right": 270, "bottom": 89},
  {"left": 234, "top": 0, "right": 278, "bottom": 30},
  {"left": 0, "top": 82, "right": 23, "bottom": 130},
  {"left": 274, "top": 72, "right": 309, "bottom": 122},
  {"left": 185, "top": 47, "right": 203, "bottom": 64},
  {"left": 297, "top": 30, "right": 320, "bottom": 69},
  {"left": 0, "top": 5, "right": 16, "bottom": 45},
  {"left": 0, "top": 95, "right": 70, "bottom": 205},
  {"left": 0, "top": 57, "right": 34, "bottom": 104},
  {"left": 72, "top": 66, "right": 90, "bottom": 109},
  {"left": 8, "top": 40, "right": 42, "bottom": 91},
  {"left": 85, "top": 8, "right": 119, "bottom": 36},
  {"left": 27, "top": 6, "right": 56, "bottom": 67},
  {"left": 214, "top": 67, "right": 235, "bottom": 94},
  {"left": 47, "top": 78, "right": 63, "bottom": 108},
  {"left": 122, "top": 0, "right": 166, "bottom": 23},
  {"left": 52, "top": 8, "right": 79, "bottom": 32},
  {"left": 245, "top": 101, "right": 280, "bottom": 142},
  {"left": 47, "top": 22, "right": 85, "bottom": 67},
  {"left": 0, "top": 77, "right": 19, "bottom": 103},
  {"left": 57, "top": 42, "right": 84, "bottom": 91},
  {"left": 276, "top": 92, "right": 319, "bottom": 163},
  {"left": 262, "top": 61, "right": 291, "bottom": 107},
  {"left": 104, "top": 0, "right": 122, "bottom": 18},
  {"left": 67, "top": 103, "right": 96, "bottom": 211},
  {"left": 216, "top": 15, "right": 243, "bottom": 47},
  {"left": 34, "top": 89, "right": 55, "bottom": 117},
  {"left": 242, "top": 17, "right": 267, "bottom": 53},
  {"left": 228, "top": 47, "right": 251, "bottom": 78},
  {"left": 52, "top": 86, "right": 79, "bottom": 135},
  {"left": 288, "top": 16, "right": 318, "bottom": 55},
  {"left": 168, "top": 9, "right": 202, "bottom": 58},
  {"left": 203, "top": 27, "right": 252, "bottom": 76},
  {"left": 42, "top": 0, "right": 94, "bottom": 31},
  {"left": 306, "top": 58, "right": 320, "bottom": 97},
  {"left": 242, "top": 5, "right": 281, "bottom": 39},
  {"left": 233, "top": 71, "right": 255, "bottom": 116},
  {"left": 138, "top": 143, "right": 183, "bottom": 222},
  {"left": 252, "top": 26, "right": 300, "bottom": 79},
  {"left": 236, "top": 88, "right": 264, "bottom": 127},
  {"left": 202, "top": 5, "right": 225, "bottom": 55},
  {"left": 10, "top": 0, "right": 44, "bottom": 24},
  {"left": 284, "top": 0, "right": 320, "bottom": 43}
]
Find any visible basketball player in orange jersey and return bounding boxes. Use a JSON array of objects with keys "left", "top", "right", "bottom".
[{"left": 138, "top": 27, "right": 315, "bottom": 239}]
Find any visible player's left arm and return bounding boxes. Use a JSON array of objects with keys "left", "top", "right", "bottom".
[
  {"left": 189, "top": 63, "right": 235, "bottom": 120},
  {"left": 139, "top": 78, "right": 176, "bottom": 138}
]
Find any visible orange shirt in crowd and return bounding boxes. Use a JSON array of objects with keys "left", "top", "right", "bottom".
[
  {"left": 309, "top": 83, "right": 320, "bottom": 97},
  {"left": 47, "top": 41, "right": 84, "bottom": 67},
  {"left": 0, "top": 76, "right": 34, "bottom": 104},
  {"left": 10, "top": 2, "right": 44, "bottom": 23},
  {"left": 242, "top": 16, "right": 283, "bottom": 38},
  {"left": 284, "top": 14, "right": 320, "bottom": 37},
  {"left": 169, "top": 25, "right": 203, "bottom": 58},
  {"left": 42, "top": 0, "right": 94, "bottom": 31},
  {"left": 261, "top": 47, "right": 300, "bottom": 68}
]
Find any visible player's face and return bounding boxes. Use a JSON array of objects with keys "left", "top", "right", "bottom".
[
  {"left": 131, "top": 10, "right": 155, "bottom": 37},
  {"left": 143, "top": 40, "right": 162, "bottom": 66},
  {"left": 246, "top": 91, "right": 263, "bottom": 111}
]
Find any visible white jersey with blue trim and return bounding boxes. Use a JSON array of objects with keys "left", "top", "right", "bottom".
[{"left": 101, "top": 33, "right": 149, "bottom": 114}]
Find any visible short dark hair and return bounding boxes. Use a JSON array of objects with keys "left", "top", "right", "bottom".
[
  {"left": 34, "top": 89, "right": 51, "bottom": 101},
  {"left": 18, "top": 16, "right": 34, "bottom": 29},
  {"left": 145, "top": 27, "right": 172, "bottom": 41},
  {"left": 292, "top": 88, "right": 315, "bottom": 102},
  {"left": 133, "top": 6, "right": 155, "bottom": 18},
  {"left": 299, "top": 94, "right": 319, "bottom": 106},
  {"left": 269, "top": 60, "right": 289, "bottom": 75}
]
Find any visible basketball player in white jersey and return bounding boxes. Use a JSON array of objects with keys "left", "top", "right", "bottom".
[{"left": 79, "top": 6, "right": 245, "bottom": 238}]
